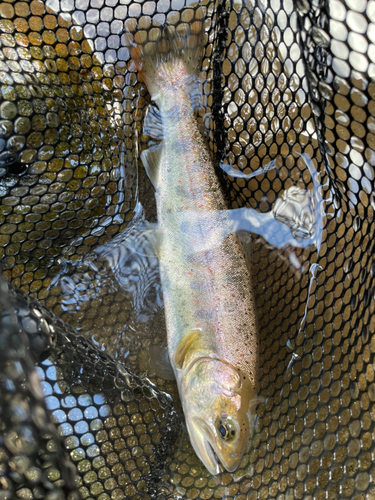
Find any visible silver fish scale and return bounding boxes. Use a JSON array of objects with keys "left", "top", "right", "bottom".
[{"left": 0, "top": 0, "right": 375, "bottom": 498}]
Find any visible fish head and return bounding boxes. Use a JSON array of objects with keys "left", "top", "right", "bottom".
[{"left": 181, "top": 357, "right": 257, "bottom": 475}]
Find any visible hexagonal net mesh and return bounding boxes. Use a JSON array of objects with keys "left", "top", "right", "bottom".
[{"left": 0, "top": 0, "right": 375, "bottom": 499}]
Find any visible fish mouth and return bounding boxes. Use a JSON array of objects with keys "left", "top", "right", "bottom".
[
  {"left": 202, "top": 436, "right": 239, "bottom": 475},
  {"left": 204, "top": 438, "right": 223, "bottom": 476},
  {"left": 186, "top": 419, "right": 224, "bottom": 476}
]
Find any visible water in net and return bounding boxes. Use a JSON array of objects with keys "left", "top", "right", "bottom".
[{"left": 0, "top": 0, "right": 375, "bottom": 499}]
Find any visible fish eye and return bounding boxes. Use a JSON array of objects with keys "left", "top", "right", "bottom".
[{"left": 217, "top": 419, "right": 236, "bottom": 441}]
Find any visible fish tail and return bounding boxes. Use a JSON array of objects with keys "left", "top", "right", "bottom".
[{"left": 126, "top": 13, "right": 205, "bottom": 98}]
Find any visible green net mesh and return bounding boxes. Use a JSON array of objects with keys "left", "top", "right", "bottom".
[{"left": 1, "top": 0, "right": 375, "bottom": 499}]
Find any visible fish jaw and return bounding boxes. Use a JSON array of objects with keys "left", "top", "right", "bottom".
[
  {"left": 186, "top": 419, "right": 221, "bottom": 476},
  {"left": 180, "top": 358, "right": 257, "bottom": 475}
]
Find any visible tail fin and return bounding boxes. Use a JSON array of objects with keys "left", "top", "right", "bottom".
[{"left": 125, "top": 12, "right": 206, "bottom": 98}]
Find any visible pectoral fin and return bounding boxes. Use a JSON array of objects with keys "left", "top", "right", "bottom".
[
  {"left": 145, "top": 343, "right": 175, "bottom": 380},
  {"left": 175, "top": 329, "right": 201, "bottom": 369}
]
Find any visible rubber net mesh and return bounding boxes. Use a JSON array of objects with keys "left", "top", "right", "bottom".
[{"left": 0, "top": 0, "right": 375, "bottom": 499}]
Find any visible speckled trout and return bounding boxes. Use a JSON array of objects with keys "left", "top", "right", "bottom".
[{"left": 129, "top": 22, "right": 259, "bottom": 475}]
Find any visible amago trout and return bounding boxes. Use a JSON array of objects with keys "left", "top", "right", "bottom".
[{"left": 129, "top": 21, "right": 259, "bottom": 475}]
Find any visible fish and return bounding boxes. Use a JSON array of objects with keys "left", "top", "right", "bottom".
[{"left": 128, "top": 20, "right": 259, "bottom": 475}]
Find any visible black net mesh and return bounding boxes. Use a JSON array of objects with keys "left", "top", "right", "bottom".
[
  {"left": 1, "top": 0, "right": 375, "bottom": 499},
  {"left": 0, "top": 273, "right": 179, "bottom": 500}
]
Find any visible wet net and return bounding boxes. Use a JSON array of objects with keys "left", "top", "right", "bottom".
[{"left": 0, "top": 0, "right": 375, "bottom": 499}]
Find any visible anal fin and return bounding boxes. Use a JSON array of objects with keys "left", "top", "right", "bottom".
[{"left": 141, "top": 145, "right": 163, "bottom": 188}]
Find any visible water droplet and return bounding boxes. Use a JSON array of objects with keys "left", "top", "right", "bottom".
[
  {"left": 353, "top": 215, "right": 361, "bottom": 231},
  {"left": 311, "top": 101, "right": 321, "bottom": 117},
  {"left": 359, "top": 267, "right": 366, "bottom": 284},
  {"left": 318, "top": 81, "right": 333, "bottom": 99},
  {"left": 350, "top": 381, "right": 359, "bottom": 398},
  {"left": 311, "top": 27, "right": 330, "bottom": 48},
  {"left": 5, "top": 425, "right": 38, "bottom": 455},
  {"left": 362, "top": 325, "right": 369, "bottom": 343},
  {"left": 351, "top": 293, "right": 359, "bottom": 311},
  {"left": 295, "top": 0, "right": 310, "bottom": 14},
  {"left": 0, "top": 151, "right": 19, "bottom": 167},
  {"left": 344, "top": 259, "right": 353, "bottom": 273},
  {"left": 121, "top": 388, "right": 134, "bottom": 402}
]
